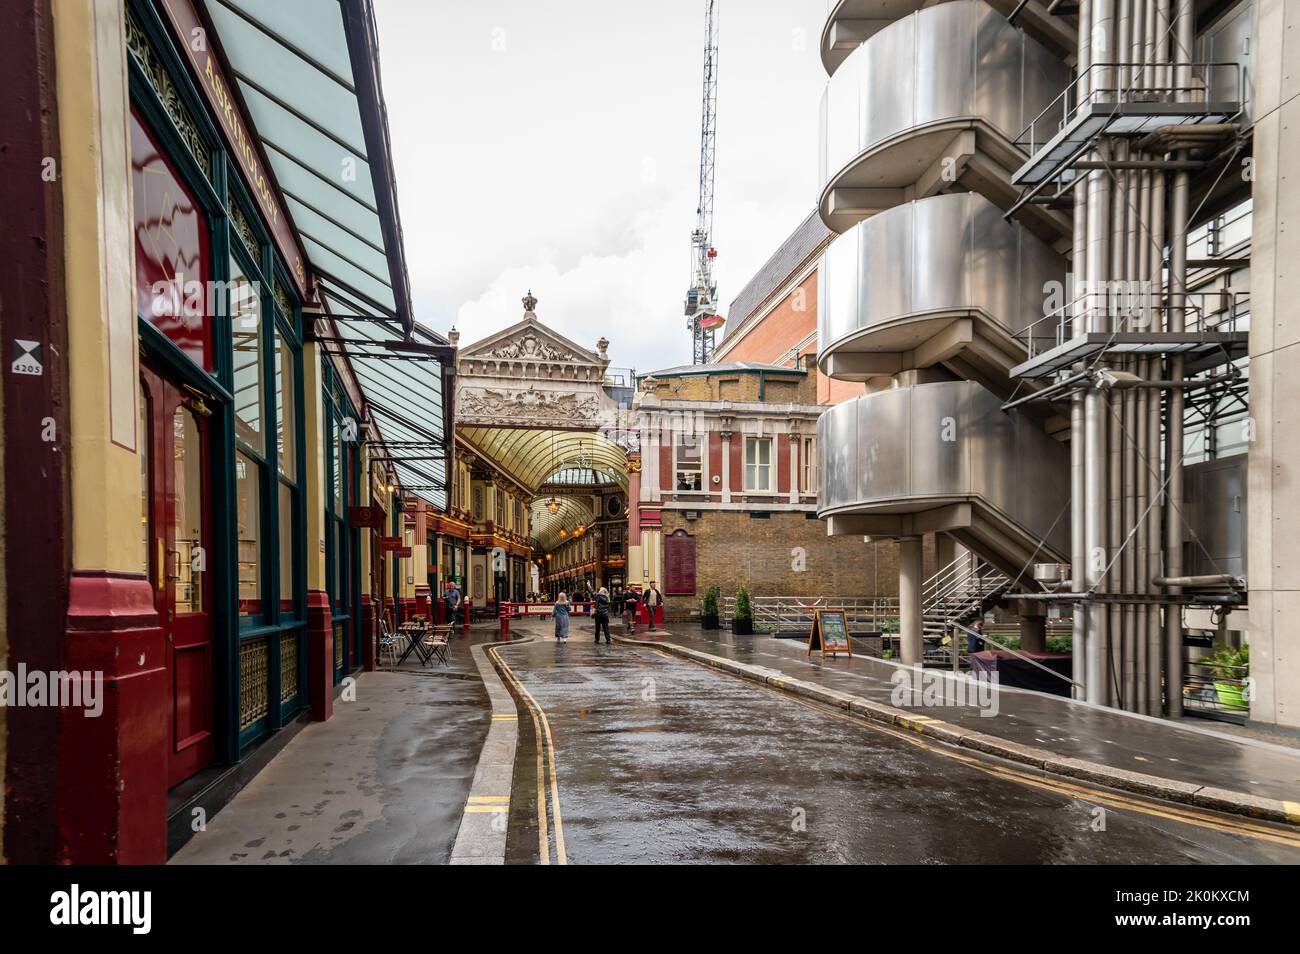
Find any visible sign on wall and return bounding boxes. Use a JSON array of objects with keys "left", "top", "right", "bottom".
[{"left": 663, "top": 528, "right": 696, "bottom": 595}]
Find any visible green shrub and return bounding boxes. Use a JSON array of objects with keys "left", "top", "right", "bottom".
[
  {"left": 735, "top": 585, "right": 753, "bottom": 621},
  {"left": 701, "top": 586, "right": 719, "bottom": 617}
]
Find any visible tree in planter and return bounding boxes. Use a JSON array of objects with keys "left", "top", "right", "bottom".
[
  {"left": 733, "top": 585, "right": 753, "bottom": 635},
  {"left": 700, "top": 586, "right": 720, "bottom": 629}
]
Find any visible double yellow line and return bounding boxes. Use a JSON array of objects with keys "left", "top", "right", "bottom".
[
  {"left": 488, "top": 644, "right": 567, "bottom": 865},
  {"left": 749, "top": 678, "right": 1300, "bottom": 849}
]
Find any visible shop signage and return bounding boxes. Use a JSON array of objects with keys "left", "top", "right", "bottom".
[
  {"left": 808, "top": 609, "right": 851, "bottom": 657},
  {"left": 378, "top": 536, "right": 403, "bottom": 552},
  {"left": 160, "top": 0, "right": 309, "bottom": 298},
  {"left": 348, "top": 505, "right": 384, "bottom": 529},
  {"left": 395, "top": 546, "right": 413, "bottom": 559}
]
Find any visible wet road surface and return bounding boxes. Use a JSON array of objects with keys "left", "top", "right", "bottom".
[{"left": 498, "top": 626, "right": 1300, "bottom": 865}]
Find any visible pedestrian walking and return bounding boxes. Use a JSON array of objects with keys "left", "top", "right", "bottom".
[
  {"left": 967, "top": 618, "right": 985, "bottom": 655},
  {"left": 593, "top": 586, "right": 612, "bottom": 644},
  {"left": 446, "top": 582, "right": 461, "bottom": 621},
  {"left": 624, "top": 587, "right": 640, "bottom": 632},
  {"left": 643, "top": 581, "right": 663, "bottom": 631},
  {"left": 553, "top": 592, "right": 570, "bottom": 643}
]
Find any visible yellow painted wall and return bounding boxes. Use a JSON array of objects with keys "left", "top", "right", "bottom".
[{"left": 57, "top": 0, "right": 143, "bottom": 575}]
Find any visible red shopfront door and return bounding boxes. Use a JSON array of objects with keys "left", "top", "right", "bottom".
[{"left": 141, "top": 363, "right": 216, "bottom": 788}]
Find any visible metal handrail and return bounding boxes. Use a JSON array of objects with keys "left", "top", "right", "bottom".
[
  {"left": 1015, "top": 61, "right": 1244, "bottom": 157},
  {"left": 950, "top": 620, "right": 1084, "bottom": 691},
  {"left": 1016, "top": 290, "right": 1252, "bottom": 360},
  {"left": 721, "top": 595, "right": 898, "bottom": 630}
]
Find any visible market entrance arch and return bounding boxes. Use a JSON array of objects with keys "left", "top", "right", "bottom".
[{"left": 424, "top": 293, "right": 641, "bottom": 614}]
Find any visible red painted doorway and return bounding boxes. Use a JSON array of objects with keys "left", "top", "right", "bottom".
[{"left": 140, "top": 363, "right": 216, "bottom": 788}]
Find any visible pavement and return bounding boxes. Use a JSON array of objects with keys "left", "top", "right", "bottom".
[
  {"left": 171, "top": 627, "right": 501, "bottom": 865},
  {"left": 492, "top": 619, "right": 1300, "bottom": 863},
  {"left": 616, "top": 622, "right": 1300, "bottom": 825}
]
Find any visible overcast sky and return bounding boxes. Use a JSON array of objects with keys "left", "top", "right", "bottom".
[{"left": 373, "top": 0, "right": 830, "bottom": 371}]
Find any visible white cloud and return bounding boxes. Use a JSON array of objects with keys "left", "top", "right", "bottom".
[{"left": 378, "top": 0, "right": 830, "bottom": 370}]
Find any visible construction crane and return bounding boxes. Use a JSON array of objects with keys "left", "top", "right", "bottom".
[{"left": 684, "top": 0, "right": 724, "bottom": 364}]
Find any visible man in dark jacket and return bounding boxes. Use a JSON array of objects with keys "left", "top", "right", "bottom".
[
  {"left": 593, "top": 587, "right": 612, "bottom": 644},
  {"left": 643, "top": 582, "right": 663, "bottom": 631}
]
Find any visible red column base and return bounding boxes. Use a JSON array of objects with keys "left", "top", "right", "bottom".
[
  {"left": 58, "top": 571, "right": 168, "bottom": 864},
  {"left": 398, "top": 596, "right": 416, "bottom": 624},
  {"left": 307, "top": 590, "right": 333, "bottom": 722}
]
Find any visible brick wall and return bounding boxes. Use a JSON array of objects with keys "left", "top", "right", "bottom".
[
  {"left": 659, "top": 510, "right": 937, "bottom": 618},
  {"left": 722, "top": 271, "right": 818, "bottom": 365}
]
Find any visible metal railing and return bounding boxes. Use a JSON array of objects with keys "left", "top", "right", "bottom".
[
  {"left": 721, "top": 595, "right": 898, "bottom": 634},
  {"left": 1182, "top": 657, "right": 1249, "bottom": 719},
  {"left": 922, "top": 558, "right": 1009, "bottom": 631},
  {"left": 1015, "top": 61, "right": 1244, "bottom": 157},
  {"left": 1016, "top": 290, "right": 1252, "bottom": 362},
  {"left": 949, "top": 620, "right": 1084, "bottom": 690}
]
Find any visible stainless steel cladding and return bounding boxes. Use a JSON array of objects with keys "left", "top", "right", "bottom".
[
  {"left": 817, "top": 0, "right": 1070, "bottom": 203},
  {"left": 816, "top": 380, "right": 1070, "bottom": 556},
  {"left": 818, "top": 192, "right": 1066, "bottom": 362}
]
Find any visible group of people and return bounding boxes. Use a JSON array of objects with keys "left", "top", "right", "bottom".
[{"left": 551, "top": 582, "right": 663, "bottom": 644}]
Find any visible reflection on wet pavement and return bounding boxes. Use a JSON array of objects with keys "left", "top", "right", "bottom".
[{"left": 499, "top": 625, "right": 1300, "bottom": 865}]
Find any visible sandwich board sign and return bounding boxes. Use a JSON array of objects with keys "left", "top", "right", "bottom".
[{"left": 808, "top": 609, "right": 852, "bottom": 657}]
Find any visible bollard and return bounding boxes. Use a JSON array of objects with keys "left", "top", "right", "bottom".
[{"left": 463, "top": 597, "right": 471, "bottom": 632}]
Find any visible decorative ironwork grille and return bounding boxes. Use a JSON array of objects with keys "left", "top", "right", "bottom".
[
  {"left": 280, "top": 633, "right": 299, "bottom": 704},
  {"left": 239, "top": 636, "right": 270, "bottom": 730},
  {"left": 333, "top": 625, "right": 344, "bottom": 669},
  {"left": 125, "top": 7, "right": 212, "bottom": 177}
]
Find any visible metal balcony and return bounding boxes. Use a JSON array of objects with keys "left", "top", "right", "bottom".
[
  {"left": 1007, "top": 62, "right": 1245, "bottom": 214},
  {"left": 1010, "top": 290, "right": 1251, "bottom": 379}
]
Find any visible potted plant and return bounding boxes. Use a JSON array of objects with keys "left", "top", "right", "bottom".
[
  {"left": 1206, "top": 643, "right": 1250, "bottom": 711},
  {"left": 700, "top": 586, "right": 720, "bottom": 630},
  {"left": 732, "top": 585, "right": 753, "bottom": 636}
]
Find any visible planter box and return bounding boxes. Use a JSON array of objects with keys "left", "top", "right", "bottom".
[
  {"left": 733, "top": 618, "right": 753, "bottom": 636},
  {"left": 701, "top": 614, "right": 719, "bottom": 630}
]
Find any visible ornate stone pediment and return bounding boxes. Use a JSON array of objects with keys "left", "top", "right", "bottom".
[
  {"left": 453, "top": 292, "right": 619, "bottom": 429},
  {"left": 456, "top": 291, "right": 608, "bottom": 378}
]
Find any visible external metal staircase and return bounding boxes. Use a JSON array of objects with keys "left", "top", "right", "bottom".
[{"left": 921, "top": 557, "right": 1012, "bottom": 663}]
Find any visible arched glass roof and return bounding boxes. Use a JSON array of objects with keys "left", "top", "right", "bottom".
[
  {"left": 529, "top": 496, "right": 597, "bottom": 553},
  {"left": 459, "top": 427, "right": 629, "bottom": 494}
]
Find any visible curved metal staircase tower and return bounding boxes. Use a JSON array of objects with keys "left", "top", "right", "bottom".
[
  {"left": 814, "top": 0, "right": 1076, "bottom": 665},
  {"left": 815, "top": 0, "right": 1256, "bottom": 718}
]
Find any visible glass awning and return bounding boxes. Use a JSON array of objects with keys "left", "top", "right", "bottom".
[
  {"left": 317, "top": 284, "right": 451, "bottom": 509},
  {"left": 201, "top": 0, "right": 451, "bottom": 508},
  {"left": 201, "top": 0, "right": 413, "bottom": 326}
]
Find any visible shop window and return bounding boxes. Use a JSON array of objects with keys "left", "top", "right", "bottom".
[
  {"left": 275, "top": 328, "right": 296, "bottom": 481},
  {"left": 279, "top": 480, "right": 295, "bottom": 614},
  {"left": 236, "top": 451, "right": 261, "bottom": 618},
  {"left": 675, "top": 434, "right": 703, "bottom": 491},
  {"left": 130, "top": 110, "right": 211, "bottom": 370},
  {"left": 231, "top": 257, "right": 264, "bottom": 453},
  {"left": 745, "top": 437, "right": 772, "bottom": 492}
]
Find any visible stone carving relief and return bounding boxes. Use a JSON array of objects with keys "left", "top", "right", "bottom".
[
  {"left": 459, "top": 385, "right": 600, "bottom": 424},
  {"left": 484, "top": 332, "right": 577, "bottom": 363}
]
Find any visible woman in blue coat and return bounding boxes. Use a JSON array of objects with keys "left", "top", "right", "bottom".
[{"left": 553, "top": 592, "right": 570, "bottom": 643}]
